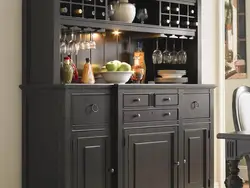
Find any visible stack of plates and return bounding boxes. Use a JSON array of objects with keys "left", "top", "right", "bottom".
[{"left": 155, "top": 70, "right": 188, "bottom": 84}]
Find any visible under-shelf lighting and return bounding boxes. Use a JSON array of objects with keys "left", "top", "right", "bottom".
[{"left": 112, "top": 30, "right": 121, "bottom": 36}]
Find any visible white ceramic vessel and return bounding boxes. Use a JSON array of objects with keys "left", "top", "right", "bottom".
[
  {"left": 100, "top": 71, "right": 133, "bottom": 84},
  {"left": 110, "top": 0, "right": 136, "bottom": 23}
]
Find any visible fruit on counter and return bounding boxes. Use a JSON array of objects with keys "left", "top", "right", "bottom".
[
  {"left": 106, "top": 61, "right": 119, "bottom": 71},
  {"left": 117, "top": 62, "right": 131, "bottom": 71},
  {"left": 92, "top": 64, "right": 101, "bottom": 75},
  {"left": 104, "top": 60, "right": 131, "bottom": 72},
  {"left": 101, "top": 66, "right": 107, "bottom": 72}
]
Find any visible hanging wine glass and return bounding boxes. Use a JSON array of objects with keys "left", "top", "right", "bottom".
[
  {"left": 89, "top": 33, "right": 96, "bottom": 49},
  {"left": 170, "top": 41, "right": 178, "bottom": 64},
  {"left": 152, "top": 39, "right": 162, "bottom": 64},
  {"left": 80, "top": 33, "right": 90, "bottom": 50},
  {"left": 162, "top": 38, "right": 171, "bottom": 64},
  {"left": 177, "top": 39, "right": 187, "bottom": 64},
  {"left": 60, "top": 32, "right": 67, "bottom": 55}
]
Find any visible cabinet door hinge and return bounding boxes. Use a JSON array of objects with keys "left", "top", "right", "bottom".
[{"left": 208, "top": 179, "right": 210, "bottom": 187}]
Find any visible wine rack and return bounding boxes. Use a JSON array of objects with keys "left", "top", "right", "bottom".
[
  {"left": 60, "top": 0, "right": 107, "bottom": 20},
  {"left": 159, "top": 0, "right": 198, "bottom": 29}
]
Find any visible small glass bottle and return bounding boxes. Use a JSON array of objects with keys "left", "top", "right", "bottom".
[
  {"left": 131, "top": 56, "right": 145, "bottom": 83},
  {"left": 133, "top": 42, "right": 146, "bottom": 83},
  {"left": 81, "top": 58, "right": 95, "bottom": 84}
]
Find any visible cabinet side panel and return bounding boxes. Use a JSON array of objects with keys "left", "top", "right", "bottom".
[
  {"left": 26, "top": 89, "right": 65, "bottom": 188},
  {"left": 28, "top": 0, "right": 60, "bottom": 84}
]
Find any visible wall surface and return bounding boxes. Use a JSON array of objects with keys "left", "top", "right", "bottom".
[
  {"left": 0, "top": 1, "right": 22, "bottom": 188},
  {"left": 201, "top": 0, "right": 224, "bottom": 187},
  {"left": 0, "top": 1, "right": 222, "bottom": 188}
]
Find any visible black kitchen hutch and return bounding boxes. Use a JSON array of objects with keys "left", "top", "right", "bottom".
[{"left": 22, "top": 0, "right": 215, "bottom": 188}]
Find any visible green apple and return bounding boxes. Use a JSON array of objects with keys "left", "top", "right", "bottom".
[
  {"left": 106, "top": 62, "right": 118, "bottom": 71},
  {"left": 113, "top": 60, "right": 122, "bottom": 69},
  {"left": 117, "top": 62, "right": 131, "bottom": 71}
]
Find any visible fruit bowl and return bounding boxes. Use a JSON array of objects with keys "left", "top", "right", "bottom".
[{"left": 100, "top": 71, "right": 133, "bottom": 84}]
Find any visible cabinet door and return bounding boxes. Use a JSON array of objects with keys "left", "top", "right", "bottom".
[
  {"left": 183, "top": 126, "right": 209, "bottom": 188},
  {"left": 72, "top": 135, "right": 109, "bottom": 188},
  {"left": 124, "top": 127, "right": 178, "bottom": 188}
]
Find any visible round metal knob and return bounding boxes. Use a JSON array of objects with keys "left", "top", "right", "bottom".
[
  {"left": 174, "top": 161, "right": 180, "bottom": 166},
  {"left": 110, "top": 168, "right": 115, "bottom": 173},
  {"left": 184, "top": 159, "right": 186, "bottom": 164},
  {"left": 164, "top": 112, "right": 171, "bottom": 116},
  {"left": 91, "top": 104, "right": 99, "bottom": 113},
  {"left": 163, "top": 98, "right": 171, "bottom": 101},
  {"left": 191, "top": 101, "right": 200, "bottom": 109},
  {"left": 134, "top": 98, "right": 141, "bottom": 102},
  {"left": 134, "top": 114, "right": 141, "bottom": 118}
]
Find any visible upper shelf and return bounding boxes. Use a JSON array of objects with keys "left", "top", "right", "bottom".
[
  {"left": 60, "top": 17, "right": 196, "bottom": 36},
  {"left": 59, "top": 0, "right": 198, "bottom": 37}
]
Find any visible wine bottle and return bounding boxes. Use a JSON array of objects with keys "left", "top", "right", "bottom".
[
  {"left": 74, "top": 9, "right": 83, "bottom": 15},
  {"left": 172, "top": 20, "right": 180, "bottom": 25},
  {"left": 60, "top": 7, "right": 68, "bottom": 14},
  {"left": 164, "top": 6, "right": 170, "bottom": 12}
]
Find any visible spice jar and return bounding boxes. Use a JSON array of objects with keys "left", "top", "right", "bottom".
[
  {"left": 81, "top": 58, "right": 95, "bottom": 84},
  {"left": 61, "top": 57, "right": 74, "bottom": 84}
]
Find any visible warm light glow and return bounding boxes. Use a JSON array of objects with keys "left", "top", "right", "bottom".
[
  {"left": 92, "top": 33, "right": 100, "bottom": 40},
  {"left": 112, "top": 30, "right": 121, "bottom": 36}
]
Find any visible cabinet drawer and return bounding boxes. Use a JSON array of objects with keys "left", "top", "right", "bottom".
[
  {"left": 71, "top": 94, "right": 110, "bottom": 125},
  {"left": 123, "top": 109, "right": 178, "bottom": 123},
  {"left": 155, "top": 94, "right": 178, "bottom": 106},
  {"left": 182, "top": 94, "right": 210, "bottom": 119},
  {"left": 123, "top": 94, "right": 149, "bottom": 107}
]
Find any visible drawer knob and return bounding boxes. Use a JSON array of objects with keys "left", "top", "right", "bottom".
[
  {"left": 91, "top": 104, "right": 99, "bottom": 113},
  {"left": 191, "top": 101, "right": 200, "bottom": 109},
  {"left": 174, "top": 161, "right": 180, "bottom": 166},
  {"left": 134, "top": 114, "right": 141, "bottom": 118},
  {"left": 184, "top": 159, "right": 187, "bottom": 164},
  {"left": 163, "top": 98, "right": 171, "bottom": 101},
  {"left": 164, "top": 112, "right": 171, "bottom": 116},
  {"left": 134, "top": 98, "right": 141, "bottom": 102},
  {"left": 109, "top": 168, "right": 115, "bottom": 173}
]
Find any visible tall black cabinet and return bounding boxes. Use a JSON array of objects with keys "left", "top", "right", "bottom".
[{"left": 22, "top": 0, "right": 215, "bottom": 188}]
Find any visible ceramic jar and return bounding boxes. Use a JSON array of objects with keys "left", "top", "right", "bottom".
[{"left": 110, "top": 0, "right": 136, "bottom": 23}]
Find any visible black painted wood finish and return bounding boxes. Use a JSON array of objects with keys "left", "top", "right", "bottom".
[{"left": 22, "top": 84, "right": 215, "bottom": 188}]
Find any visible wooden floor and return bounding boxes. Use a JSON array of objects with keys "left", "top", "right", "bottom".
[{"left": 244, "top": 183, "right": 249, "bottom": 188}]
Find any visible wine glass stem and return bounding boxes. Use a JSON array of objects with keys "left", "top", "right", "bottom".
[
  {"left": 181, "top": 40, "right": 184, "bottom": 50},
  {"left": 156, "top": 39, "right": 159, "bottom": 50}
]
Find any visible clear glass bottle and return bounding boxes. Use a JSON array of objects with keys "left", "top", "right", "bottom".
[{"left": 133, "top": 42, "right": 146, "bottom": 83}]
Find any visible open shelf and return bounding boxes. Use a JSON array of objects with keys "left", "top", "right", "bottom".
[{"left": 60, "top": 16, "right": 196, "bottom": 36}]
